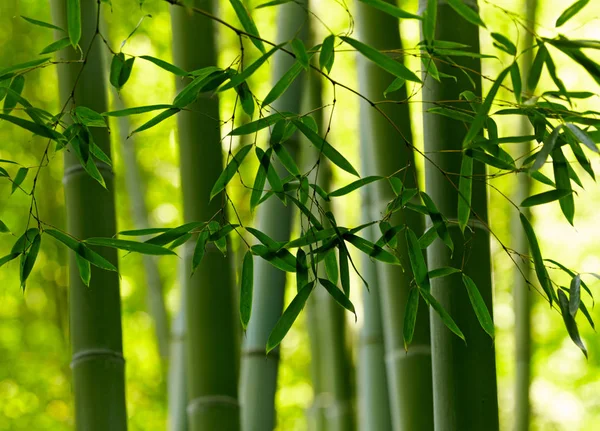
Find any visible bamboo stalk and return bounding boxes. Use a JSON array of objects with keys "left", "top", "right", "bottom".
[
  {"left": 171, "top": 1, "right": 240, "bottom": 429},
  {"left": 50, "top": 1, "right": 127, "bottom": 429},
  {"left": 239, "top": 2, "right": 307, "bottom": 430},
  {"left": 355, "top": 2, "right": 433, "bottom": 429},
  {"left": 419, "top": 1, "right": 499, "bottom": 430}
]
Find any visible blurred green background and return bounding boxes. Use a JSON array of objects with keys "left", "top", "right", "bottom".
[{"left": 0, "top": 0, "right": 598, "bottom": 429}]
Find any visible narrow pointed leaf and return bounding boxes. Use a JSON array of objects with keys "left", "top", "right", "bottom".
[
  {"left": 11, "top": 167, "right": 28, "bottom": 194},
  {"left": 262, "top": 61, "right": 304, "bottom": 107},
  {"left": 102, "top": 104, "right": 174, "bottom": 117},
  {"left": 552, "top": 147, "right": 574, "bottom": 225},
  {"left": 40, "top": 37, "right": 71, "bottom": 55},
  {"left": 462, "top": 274, "right": 494, "bottom": 338},
  {"left": 20, "top": 233, "right": 41, "bottom": 287},
  {"left": 45, "top": 229, "right": 117, "bottom": 272},
  {"left": 291, "top": 39, "right": 309, "bottom": 70},
  {"left": 220, "top": 44, "right": 283, "bottom": 91},
  {"left": 319, "top": 278, "right": 356, "bottom": 317},
  {"left": 557, "top": 289, "right": 587, "bottom": 357},
  {"left": 510, "top": 61, "right": 522, "bottom": 103},
  {"left": 229, "top": 0, "right": 266, "bottom": 53},
  {"left": 447, "top": 0, "right": 486, "bottom": 28},
  {"left": 421, "top": 192, "right": 453, "bottom": 252},
  {"left": 458, "top": 153, "right": 473, "bottom": 233},
  {"left": 67, "top": 0, "right": 81, "bottom": 47},
  {"left": 0, "top": 113, "right": 61, "bottom": 140},
  {"left": 296, "top": 249, "right": 308, "bottom": 293},
  {"left": 75, "top": 253, "right": 91, "bottom": 286},
  {"left": 3, "top": 76, "right": 25, "bottom": 114},
  {"left": 521, "top": 189, "right": 572, "bottom": 207},
  {"left": 429, "top": 267, "right": 461, "bottom": 279},
  {"left": 130, "top": 108, "right": 180, "bottom": 135},
  {"left": 359, "top": 0, "right": 422, "bottom": 20},
  {"left": 240, "top": 251, "right": 254, "bottom": 329},
  {"left": 324, "top": 249, "right": 339, "bottom": 285},
  {"left": 569, "top": 274, "right": 581, "bottom": 317},
  {"left": 140, "top": 55, "right": 187, "bottom": 76},
  {"left": 229, "top": 112, "right": 294, "bottom": 135},
  {"left": 528, "top": 44, "right": 547, "bottom": 92},
  {"left": 403, "top": 288, "right": 420, "bottom": 350},
  {"left": 532, "top": 125, "right": 562, "bottom": 172},
  {"left": 420, "top": 288, "right": 465, "bottom": 341},
  {"left": 21, "top": 16, "right": 64, "bottom": 31},
  {"left": 329, "top": 176, "right": 383, "bottom": 197},
  {"left": 339, "top": 246, "right": 350, "bottom": 296},
  {"left": 84, "top": 237, "right": 176, "bottom": 255},
  {"left": 319, "top": 35, "right": 335, "bottom": 73},
  {"left": 566, "top": 123, "right": 598, "bottom": 153},
  {"left": 406, "top": 227, "right": 430, "bottom": 290},
  {"left": 491, "top": 32, "right": 516, "bottom": 55},
  {"left": 520, "top": 213, "right": 554, "bottom": 304},
  {"left": 344, "top": 233, "right": 400, "bottom": 265},
  {"left": 0, "top": 253, "right": 19, "bottom": 268},
  {"left": 191, "top": 230, "right": 210, "bottom": 274},
  {"left": 556, "top": 0, "right": 589, "bottom": 27}
]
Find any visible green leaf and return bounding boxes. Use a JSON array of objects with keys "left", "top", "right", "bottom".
[
  {"left": 429, "top": 267, "right": 461, "bottom": 279},
  {"left": 272, "top": 143, "right": 301, "bottom": 177},
  {"left": 510, "top": 61, "right": 522, "bottom": 103},
  {"left": 566, "top": 123, "right": 598, "bottom": 153},
  {"left": 262, "top": 61, "right": 304, "bottom": 107},
  {"left": 140, "top": 55, "right": 187, "bottom": 76},
  {"left": 324, "top": 249, "right": 339, "bottom": 285},
  {"left": 236, "top": 81, "right": 254, "bottom": 118},
  {"left": 384, "top": 77, "right": 405, "bottom": 98},
  {"left": 521, "top": 189, "right": 572, "bottom": 207},
  {"left": 110, "top": 53, "right": 125, "bottom": 90},
  {"left": 246, "top": 227, "right": 282, "bottom": 251},
  {"left": 329, "top": 176, "right": 383, "bottom": 197},
  {"left": 0, "top": 58, "right": 50, "bottom": 80},
  {"left": 11, "top": 228, "right": 40, "bottom": 254},
  {"left": 256, "top": 147, "right": 284, "bottom": 197},
  {"left": 291, "top": 39, "right": 309, "bottom": 70},
  {"left": 266, "top": 281, "right": 314, "bottom": 354},
  {"left": 457, "top": 153, "right": 472, "bottom": 233},
  {"left": 240, "top": 251, "right": 254, "bottom": 330},
  {"left": 340, "top": 36, "right": 421, "bottom": 83},
  {"left": 403, "top": 287, "right": 420, "bottom": 349},
  {"left": 286, "top": 227, "right": 339, "bottom": 248},
  {"left": 0, "top": 220, "right": 9, "bottom": 234},
  {"left": 420, "top": 288, "right": 465, "bottom": 341},
  {"left": 287, "top": 195, "right": 323, "bottom": 230},
  {"left": 0, "top": 113, "right": 61, "bottom": 140},
  {"left": 339, "top": 246, "right": 350, "bottom": 296},
  {"left": 423, "top": 0, "right": 437, "bottom": 44},
  {"left": 208, "top": 221, "right": 228, "bottom": 256},
  {"left": 359, "top": 0, "right": 422, "bottom": 20},
  {"left": 39, "top": 37, "right": 71, "bottom": 55},
  {"left": 145, "top": 221, "right": 205, "bottom": 246},
  {"left": 0, "top": 253, "right": 20, "bottom": 268},
  {"left": 229, "top": 0, "right": 266, "bottom": 53},
  {"left": 344, "top": 233, "right": 400, "bottom": 265},
  {"left": 3, "top": 75, "right": 25, "bottom": 114},
  {"left": 319, "top": 278, "right": 356, "bottom": 318},
  {"left": 119, "top": 227, "right": 171, "bottom": 236},
  {"left": 405, "top": 227, "right": 430, "bottom": 290},
  {"left": 527, "top": 44, "right": 547, "bottom": 93},
  {"left": 319, "top": 35, "right": 336, "bottom": 74},
  {"left": 229, "top": 112, "right": 294, "bottom": 135},
  {"left": 467, "top": 148, "right": 515, "bottom": 171},
  {"left": 532, "top": 125, "right": 561, "bottom": 172},
  {"left": 11, "top": 167, "right": 28, "bottom": 194},
  {"left": 220, "top": 44, "right": 283, "bottom": 91},
  {"left": 20, "top": 232, "right": 41, "bottom": 288},
  {"left": 375, "top": 223, "right": 402, "bottom": 249},
  {"left": 250, "top": 148, "right": 268, "bottom": 211},
  {"left": 292, "top": 119, "right": 359, "bottom": 176},
  {"left": 173, "top": 70, "right": 224, "bottom": 108},
  {"left": 84, "top": 237, "right": 176, "bottom": 255},
  {"left": 491, "top": 32, "right": 516, "bottom": 55},
  {"left": 252, "top": 244, "right": 297, "bottom": 272},
  {"left": 557, "top": 289, "right": 587, "bottom": 358},
  {"left": 67, "top": 0, "right": 81, "bottom": 47},
  {"left": 556, "top": 0, "right": 589, "bottom": 27},
  {"left": 73, "top": 106, "right": 106, "bottom": 128},
  {"left": 463, "top": 66, "right": 510, "bottom": 148},
  {"left": 296, "top": 249, "right": 308, "bottom": 293},
  {"left": 256, "top": 0, "right": 294, "bottom": 8},
  {"left": 130, "top": 108, "right": 180, "bottom": 135},
  {"left": 462, "top": 274, "right": 494, "bottom": 338},
  {"left": 520, "top": 213, "right": 555, "bottom": 305},
  {"left": 119, "top": 57, "right": 135, "bottom": 88},
  {"left": 191, "top": 230, "right": 210, "bottom": 274},
  {"left": 569, "top": 274, "right": 581, "bottom": 317},
  {"left": 552, "top": 147, "right": 574, "bottom": 225},
  {"left": 102, "top": 104, "right": 174, "bottom": 117},
  {"left": 427, "top": 106, "right": 473, "bottom": 123},
  {"left": 421, "top": 192, "right": 453, "bottom": 252},
  {"left": 75, "top": 253, "right": 91, "bottom": 286},
  {"left": 21, "top": 16, "right": 64, "bottom": 31},
  {"left": 45, "top": 228, "right": 117, "bottom": 272},
  {"left": 447, "top": 0, "right": 486, "bottom": 28}
]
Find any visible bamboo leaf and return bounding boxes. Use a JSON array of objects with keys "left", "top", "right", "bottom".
[
  {"left": 118, "top": 227, "right": 171, "bottom": 236},
  {"left": 73, "top": 106, "right": 106, "bottom": 128},
  {"left": 527, "top": 44, "right": 547, "bottom": 93},
  {"left": 340, "top": 36, "right": 422, "bottom": 83},
  {"left": 418, "top": 226, "right": 437, "bottom": 249},
  {"left": 462, "top": 274, "right": 494, "bottom": 338},
  {"left": 463, "top": 66, "right": 510, "bottom": 148},
  {"left": 75, "top": 253, "right": 91, "bottom": 286},
  {"left": 420, "top": 288, "right": 465, "bottom": 341},
  {"left": 423, "top": 0, "right": 437, "bottom": 44},
  {"left": 324, "top": 249, "right": 339, "bottom": 285},
  {"left": 427, "top": 106, "right": 473, "bottom": 123},
  {"left": 140, "top": 55, "right": 187, "bottom": 76},
  {"left": 102, "top": 104, "right": 174, "bottom": 117},
  {"left": 262, "top": 61, "right": 304, "bottom": 107},
  {"left": 375, "top": 223, "right": 403, "bottom": 249},
  {"left": 287, "top": 195, "right": 324, "bottom": 230},
  {"left": 229, "top": 0, "right": 266, "bottom": 53},
  {"left": 292, "top": 119, "right": 359, "bottom": 176},
  {"left": 191, "top": 230, "right": 210, "bottom": 274},
  {"left": 173, "top": 70, "right": 223, "bottom": 108},
  {"left": 296, "top": 249, "right": 308, "bottom": 293},
  {"left": 130, "top": 108, "right": 180, "bottom": 135},
  {"left": 84, "top": 237, "right": 176, "bottom": 255},
  {"left": 458, "top": 153, "right": 472, "bottom": 233},
  {"left": 250, "top": 147, "right": 268, "bottom": 211},
  {"left": 552, "top": 147, "right": 574, "bottom": 225},
  {"left": 208, "top": 221, "right": 228, "bottom": 256},
  {"left": 0, "top": 253, "right": 19, "bottom": 268},
  {"left": 556, "top": 0, "right": 589, "bottom": 27},
  {"left": 384, "top": 77, "right": 405, "bottom": 98},
  {"left": 520, "top": 213, "right": 555, "bottom": 305},
  {"left": 403, "top": 287, "right": 420, "bottom": 350},
  {"left": 256, "top": 147, "right": 284, "bottom": 196},
  {"left": 569, "top": 274, "right": 581, "bottom": 317},
  {"left": 240, "top": 251, "right": 254, "bottom": 329},
  {"left": 467, "top": 148, "right": 515, "bottom": 171},
  {"left": 532, "top": 125, "right": 562, "bottom": 172},
  {"left": 557, "top": 289, "right": 587, "bottom": 358},
  {"left": 229, "top": 112, "right": 294, "bottom": 135},
  {"left": 272, "top": 143, "right": 300, "bottom": 177},
  {"left": 566, "top": 123, "right": 598, "bottom": 153},
  {"left": 11, "top": 228, "right": 40, "bottom": 254},
  {"left": 339, "top": 246, "right": 350, "bottom": 296},
  {"left": 236, "top": 81, "right": 254, "bottom": 118},
  {"left": 220, "top": 44, "right": 283, "bottom": 91},
  {"left": 429, "top": 267, "right": 461, "bottom": 279},
  {"left": 256, "top": 0, "right": 294, "bottom": 8},
  {"left": 319, "top": 278, "right": 356, "bottom": 318},
  {"left": 405, "top": 227, "right": 430, "bottom": 290},
  {"left": 3, "top": 76, "right": 25, "bottom": 115},
  {"left": 491, "top": 32, "right": 516, "bottom": 55},
  {"left": 0, "top": 220, "right": 9, "bottom": 234},
  {"left": 291, "top": 39, "right": 309, "bottom": 70},
  {"left": 447, "top": 0, "right": 486, "bottom": 28},
  {"left": 421, "top": 192, "right": 453, "bottom": 252},
  {"left": 319, "top": 35, "right": 335, "bottom": 73},
  {"left": 20, "top": 232, "right": 41, "bottom": 288},
  {"left": 45, "top": 228, "right": 117, "bottom": 272},
  {"left": 67, "top": 0, "right": 81, "bottom": 47},
  {"left": 359, "top": 0, "right": 422, "bottom": 20},
  {"left": 252, "top": 244, "right": 297, "bottom": 272},
  {"left": 286, "top": 227, "right": 339, "bottom": 248},
  {"left": 40, "top": 37, "right": 71, "bottom": 55},
  {"left": 521, "top": 189, "right": 572, "bottom": 207},
  {"left": 145, "top": 221, "right": 205, "bottom": 246},
  {"left": 510, "top": 61, "right": 522, "bottom": 103},
  {"left": 329, "top": 176, "right": 383, "bottom": 197},
  {"left": 11, "top": 167, "right": 28, "bottom": 195},
  {"left": 344, "top": 233, "right": 400, "bottom": 265},
  {"left": 21, "top": 15, "right": 64, "bottom": 31},
  {"left": 266, "top": 281, "right": 314, "bottom": 353},
  {"left": 0, "top": 113, "right": 61, "bottom": 140},
  {"left": 0, "top": 58, "right": 50, "bottom": 80}
]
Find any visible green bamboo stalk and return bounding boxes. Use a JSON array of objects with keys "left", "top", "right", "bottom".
[
  {"left": 355, "top": 2, "right": 433, "bottom": 430},
  {"left": 50, "top": 1, "right": 127, "bottom": 429},
  {"left": 419, "top": 1, "right": 499, "bottom": 430},
  {"left": 239, "top": 2, "right": 307, "bottom": 430},
  {"left": 115, "top": 99, "right": 170, "bottom": 364},
  {"left": 513, "top": 1, "right": 538, "bottom": 430},
  {"left": 171, "top": 2, "right": 240, "bottom": 430},
  {"left": 356, "top": 109, "right": 393, "bottom": 431}
]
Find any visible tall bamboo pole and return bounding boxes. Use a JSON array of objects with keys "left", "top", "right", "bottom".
[
  {"left": 239, "top": 2, "right": 307, "bottom": 430},
  {"left": 419, "top": 1, "right": 499, "bottom": 430},
  {"left": 171, "top": 2, "right": 240, "bottom": 429},
  {"left": 513, "top": 1, "right": 538, "bottom": 430},
  {"left": 51, "top": 1, "right": 127, "bottom": 429},
  {"left": 356, "top": 2, "right": 433, "bottom": 429}
]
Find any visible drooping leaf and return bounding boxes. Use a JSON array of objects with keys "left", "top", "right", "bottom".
[
  {"left": 220, "top": 44, "right": 283, "bottom": 91},
  {"left": 229, "top": 112, "right": 294, "bottom": 136},
  {"left": 375, "top": 223, "right": 402, "bottom": 249},
  {"left": 84, "top": 237, "right": 176, "bottom": 255},
  {"left": 359, "top": 0, "right": 422, "bottom": 19},
  {"left": 491, "top": 32, "right": 516, "bottom": 55},
  {"left": 566, "top": 123, "right": 598, "bottom": 153},
  {"left": 329, "top": 176, "right": 383, "bottom": 197},
  {"left": 344, "top": 233, "right": 400, "bottom": 265},
  {"left": 339, "top": 246, "right": 350, "bottom": 296},
  {"left": 21, "top": 15, "right": 64, "bottom": 31},
  {"left": 130, "top": 108, "right": 180, "bottom": 135},
  {"left": 75, "top": 253, "right": 91, "bottom": 286},
  {"left": 266, "top": 281, "right": 314, "bottom": 353},
  {"left": 520, "top": 213, "right": 555, "bottom": 305},
  {"left": 11, "top": 228, "right": 40, "bottom": 254},
  {"left": 0, "top": 253, "right": 19, "bottom": 268},
  {"left": 140, "top": 55, "right": 187, "bottom": 76},
  {"left": 45, "top": 228, "right": 117, "bottom": 272},
  {"left": 384, "top": 77, "right": 406, "bottom": 98},
  {"left": 319, "top": 278, "right": 356, "bottom": 318},
  {"left": 291, "top": 38, "right": 309, "bottom": 70},
  {"left": 420, "top": 288, "right": 465, "bottom": 341},
  {"left": 531, "top": 125, "right": 561, "bottom": 172},
  {"left": 296, "top": 249, "right": 308, "bottom": 293},
  {"left": 103, "top": 104, "right": 174, "bottom": 117},
  {"left": 557, "top": 289, "right": 588, "bottom": 358},
  {"left": 463, "top": 66, "right": 510, "bottom": 148},
  {"left": 191, "top": 230, "right": 210, "bottom": 275},
  {"left": 3, "top": 75, "right": 25, "bottom": 114},
  {"left": 569, "top": 274, "right": 581, "bottom": 317},
  {"left": 527, "top": 43, "right": 547, "bottom": 93},
  {"left": 262, "top": 61, "right": 304, "bottom": 107},
  {"left": 340, "top": 36, "right": 421, "bottom": 83},
  {"left": 252, "top": 244, "right": 297, "bottom": 272},
  {"left": 272, "top": 143, "right": 301, "bottom": 177},
  {"left": 292, "top": 119, "right": 359, "bottom": 176},
  {"left": 11, "top": 167, "right": 28, "bottom": 195},
  {"left": 447, "top": 0, "right": 486, "bottom": 28},
  {"left": 405, "top": 227, "right": 430, "bottom": 290},
  {"left": 403, "top": 287, "right": 420, "bottom": 350},
  {"left": 229, "top": 0, "right": 266, "bottom": 53},
  {"left": 0, "top": 58, "right": 50, "bottom": 80},
  {"left": 73, "top": 106, "right": 106, "bottom": 128},
  {"left": 40, "top": 37, "right": 71, "bottom": 55},
  {"left": 418, "top": 226, "right": 437, "bottom": 249},
  {"left": 421, "top": 192, "right": 453, "bottom": 252},
  {"left": 457, "top": 153, "right": 472, "bottom": 233},
  {"left": 109, "top": 53, "right": 125, "bottom": 90},
  {"left": 67, "top": 0, "right": 81, "bottom": 47},
  {"left": 552, "top": 147, "right": 575, "bottom": 225},
  {"left": 556, "top": 0, "right": 589, "bottom": 27},
  {"left": 427, "top": 106, "right": 473, "bottom": 123},
  {"left": 0, "top": 113, "right": 61, "bottom": 140},
  {"left": 20, "top": 232, "right": 41, "bottom": 288},
  {"left": 240, "top": 251, "right": 254, "bottom": 329},
  {"left": 256, "top": 0, "right": 294, "bottom": 8},
  {"left": 462, "top": 274, "right": 494, "bottom": 338},
  {"left": 429, "top": 267, "right": 461, "bottom": 279},
  {"left": 323, "top": 249, "right": 339, "bottom": 285},
  {"left": 510, "top": 61, "right": 522, "bottom": 103},
  {"left": 467, "top": 148, "right": 515, "bottom": 171},
  {"left": 236, "top": 81, "right": 255, "bottom": 118},
  {"left": 423, "top": 0, "right": 437, "bottom": 44},
  {"left": 521, "top": 189, "right": 572, "bottom": 207},
  {"left": 319, "top": 35, "right": 335, "bottom": 74}
]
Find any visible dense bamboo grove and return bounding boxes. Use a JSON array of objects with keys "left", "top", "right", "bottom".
[{"left": 1, "top": 0, "right": 600, "bottom": 430}]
